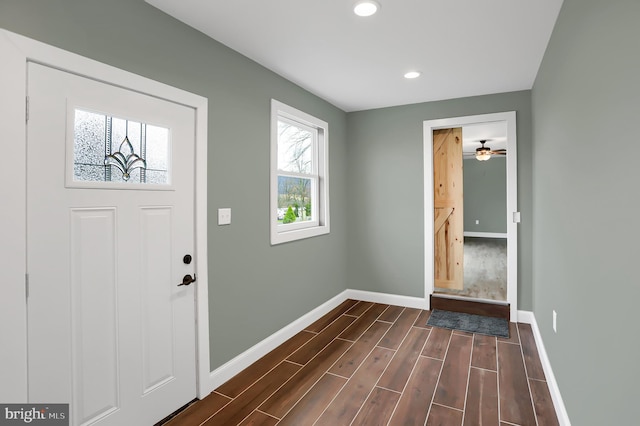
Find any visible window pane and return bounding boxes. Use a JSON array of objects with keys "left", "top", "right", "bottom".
[
  {"left": 270, "top": 100, "right": 329, "bottom": 244},
  {"left": 74, "top": 164, "right": 105, "bottom": 182},
  {"left": 277, "top": 120, "right": 312, "bottom": 174},
  {"left": 74, "top": 110, "right": 106, "bottom": 167},
  {"left": 126, "top": 120, "right": 142, "bottom": 153},
  {"left": 72, "top": 108, "right": 170, "bottom": 185},
  {"left": 111, "top": 118, "right": 142, "bottom": 160},
  {"left": 110, "top": 117, "right": 128, "bottom": 153},
  {"left": 145, "top": 170, "right": 168, "bottom": 185},
  {"left": 277, "top": 176, "right": 313, "bottom": 223},
  {"left": 146, "top": 125, "right": 169, "bottom": 171}
]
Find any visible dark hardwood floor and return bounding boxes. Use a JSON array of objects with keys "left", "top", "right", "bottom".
[{"left": 164, "top": 300, "right": 559, "bottom": 426}]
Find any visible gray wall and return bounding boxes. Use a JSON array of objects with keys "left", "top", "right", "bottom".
[
  {"left": 0, "top": 0, "right": 349, "bottom": 370},
  {"left": 12, "top": 3, "right": 636, "bottom": 420},
  {"left": 346, "top": 91, "right": 533, "bottom": 310},
  {"left": 463, "top": 157, "right": 507, "bottom": 233},
  {"left": 531, "top": 0, "right": 640, "bottom": 423}
]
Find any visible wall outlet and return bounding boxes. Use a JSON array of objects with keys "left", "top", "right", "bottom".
[
  {"left": 218, "top": 208, "right": 231, "bottom": 225},
  {"left": 552, "top": 310, "right": 557, "bottom": 333},
  {"left": 475, "top": 220, "right": 480, "bottom": 225}
]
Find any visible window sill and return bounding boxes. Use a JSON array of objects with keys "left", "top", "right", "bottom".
[{"left": 270, "top": 224, "right": 330, "bottom": 245}]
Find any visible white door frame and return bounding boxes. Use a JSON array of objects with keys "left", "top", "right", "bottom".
[
  {"left": 423, "top": 112, "right": 518, "bottom": 320},
  {"left": 0, "top": 29, "right": 211, "bottom": 402}
]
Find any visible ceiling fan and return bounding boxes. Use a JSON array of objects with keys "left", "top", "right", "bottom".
[{"left": 465, "top": 140, "right": 506, "bottom": 161}]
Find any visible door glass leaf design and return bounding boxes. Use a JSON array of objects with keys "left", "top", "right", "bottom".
[
  {"left": 104, "top": 136, "right": 147, "bottom": 181},
  {"left": 73, "top": 108, "right": 168, "bottom": 184}
]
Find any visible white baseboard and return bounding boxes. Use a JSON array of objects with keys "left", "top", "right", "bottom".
[
  {"left": 203, "top": 296, "right": 569, "bottom": 426},
  {"left": 206, "top": 290, "right": 350, "bottom": 391},
  {"left": 204, "top": 289, "right": 425, "bottom": 393},
  {"left": 344, "top": 289, "right": 427, "bottom": 310},
  {"left": 518, "top": 310, "right": 571, "bottom": 426},
  {"left": 463, "top": 232, "right": 508, "bottom": 238}
]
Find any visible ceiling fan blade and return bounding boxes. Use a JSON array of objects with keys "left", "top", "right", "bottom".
[{"left": 491, "top": 149, "right": 507, "bottom": 153}]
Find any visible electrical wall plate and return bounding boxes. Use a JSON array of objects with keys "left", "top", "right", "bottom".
[
  {"left": 513, "top": 211, "right": 521, "bottom": 223},
  {"left": 218, "top": 208, "right": 231, "bottom": 225}
]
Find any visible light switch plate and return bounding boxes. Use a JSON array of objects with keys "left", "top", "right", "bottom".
[
  {"left": 218, "top": 208, "right": 231, "bottom": 225},
  {"left": 513, "top": 211, "right": 521, "bottom": 223}
]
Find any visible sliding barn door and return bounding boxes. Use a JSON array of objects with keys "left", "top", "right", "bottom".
[{"left": 433, "top": 128, "right": 464, "bottom": 290}]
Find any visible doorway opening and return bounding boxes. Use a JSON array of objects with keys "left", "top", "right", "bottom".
[{"left": 424, "top": 112, "right": 518, "bottom": 320}]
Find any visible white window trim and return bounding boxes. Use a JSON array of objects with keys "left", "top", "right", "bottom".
[{"left": 270, "top": 99, "right": 330, "bottom": 245}]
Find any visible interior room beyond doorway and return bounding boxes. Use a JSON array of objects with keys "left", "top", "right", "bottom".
[{"left": 434, "top": 121, "right": 508, "bottom": 302}]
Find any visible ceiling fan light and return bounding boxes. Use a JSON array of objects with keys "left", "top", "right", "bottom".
[
  {"left": 475, "top": 140, "right": 492, "bottom": 161},
  {"left": 354, "top": 0, "right": 380, "bottom": 17},
  {"left": 476, "top": 152, "right": 491, "bottom": 161}
]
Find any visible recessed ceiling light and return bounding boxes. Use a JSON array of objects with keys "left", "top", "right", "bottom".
[
  {"left": 354, "top": 0, "right": 380, "bottom": 17},
  {"left": 404, "top": 71, "right": 421, "bottom": 79}
]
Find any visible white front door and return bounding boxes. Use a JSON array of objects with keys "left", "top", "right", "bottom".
[{"left": 27, "top": 62, "right": 197, "bottom": 425}]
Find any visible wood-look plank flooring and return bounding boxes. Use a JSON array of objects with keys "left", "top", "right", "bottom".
[{"left": 163, "top": 300, "right": 558, "bottom": 426}]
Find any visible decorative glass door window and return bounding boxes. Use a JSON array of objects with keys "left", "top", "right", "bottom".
[{"left": 73, "top": 109, "right": 170, "bottom": 185}]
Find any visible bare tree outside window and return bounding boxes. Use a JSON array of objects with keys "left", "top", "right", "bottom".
[
  {"left": 270, "top": 99, "right": 329, "bottom": 244},
  {"left": 277, "top": 120, "right": 315, "bottom": 223}
]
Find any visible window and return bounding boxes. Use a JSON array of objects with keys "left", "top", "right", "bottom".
[
  {"left": 70, "top": 108, "right": 170, "bottom": 187},
  {"left": 271, "top": 100, "right": 329, "bottom": 244}
]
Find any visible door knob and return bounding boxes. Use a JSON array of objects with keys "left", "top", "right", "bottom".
[{"left": 178, "top": 274, "right": 196, "bottom": 287}]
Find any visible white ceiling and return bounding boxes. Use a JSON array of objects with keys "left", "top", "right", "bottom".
[{"left": 146, "top": 0, "right": 563, "bottom": 112}]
